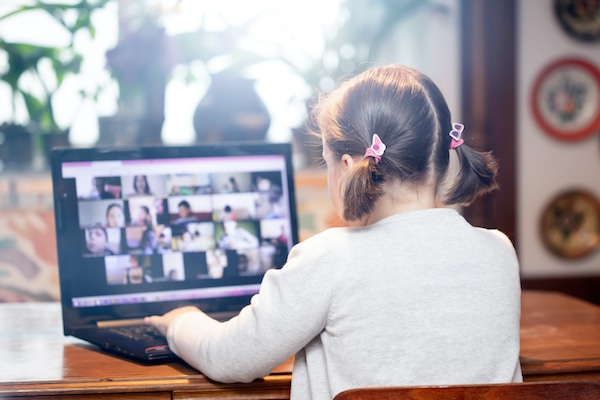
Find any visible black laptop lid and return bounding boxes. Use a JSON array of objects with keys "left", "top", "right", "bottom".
[{"left": 51, "top": 142, "right": 298, "bottom": 330}]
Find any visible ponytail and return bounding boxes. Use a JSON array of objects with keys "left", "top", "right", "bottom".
[
  {"left": 444, "top": 145, "right": 499, "bottom": 206},
  {"left": 342, "top": 158, "right": 385, "bottom": 221}
]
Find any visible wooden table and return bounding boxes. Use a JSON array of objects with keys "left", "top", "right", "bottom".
[
  {"left": 0, "top": 303, "right": 293, "bottom": 399},
  {"left": 520, "top": 291, "right": 600, "bottom": 382},
  {"left": 1, "top": 290, "right": 599, "bottom": 398}
]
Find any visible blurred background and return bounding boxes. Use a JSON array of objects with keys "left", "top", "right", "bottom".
[
  {"left": 0, "top": 0, "right": 460, "bottom": 164},
  {"left": 1, "top": 0, "right": 599, "bottom": 303}
]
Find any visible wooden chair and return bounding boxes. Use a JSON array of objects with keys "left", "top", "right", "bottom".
[{"left": 333, "top": 381, "right": 600, "bottom": 400}]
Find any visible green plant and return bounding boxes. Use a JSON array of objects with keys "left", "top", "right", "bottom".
[{"left": 0, "top": 0, "right": 110, "bottom": 135}]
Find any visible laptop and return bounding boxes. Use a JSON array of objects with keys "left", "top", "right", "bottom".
[{"left": 50, "top": 142, "right": 299, "bottom": 362}]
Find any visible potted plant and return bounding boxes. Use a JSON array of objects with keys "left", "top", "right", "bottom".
[{"left": 0, "top": 0, "right": 110, "bottom": 170}]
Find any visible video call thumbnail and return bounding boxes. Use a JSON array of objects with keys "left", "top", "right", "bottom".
[{"left": 75, "top": 170, "right": 292, "bottom": 290}]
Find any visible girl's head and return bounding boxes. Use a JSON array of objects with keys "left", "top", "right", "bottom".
[
  {"left": 141, "top": 227, "right": 158, "bottom": 248},
  {"left": 106, "top": 203, "right": 125, "bottom": 227},
  {"left": 313, "top": 64, "right": 498, "bottom": 222},
  {"left": 86, "top": 226, "right": 108, "bottom": 253},
  {"left": 134, "top": 175, "right": 150, "bottom": 194},
  {"left": 136, "top": 205, "right": 152, "bottom": 225},
  {"left": 178, "top": 200, "right": 192, "bottom": 217}
]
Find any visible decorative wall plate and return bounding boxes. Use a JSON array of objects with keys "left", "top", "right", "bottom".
[
  {"left": 540, "top": 190, "right": 600, "bottom": 259},
  {"left": 554, "top": 0, "right": 600, "bottom": 42},
  {"left": 531, "top": 58, "right": 600, "bottom": 141}
]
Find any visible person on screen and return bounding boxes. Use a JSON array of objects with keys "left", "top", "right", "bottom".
[
  {"left": 145, "top": 65, "right": 522, "bottom": 398},
  {"left": 166, "top": 268, "right": 181, "bottom": 281},
  {"left": 88, "top": 177, "right": 116, "bottom": 199},
  {"left": 217, "top": 220, "right": 259, "bottom": 250},
  {"left": 273, "top": 225, "right": 289, "bottom": 269},
  {"left": 155, "top": 198, "right": 170, "bottom": 225},
  {"left": 254, "top": 176, "right": 284, "bottom": 219},
  {"left": 178, "top": 231, "right": 199, "bottom": 252},
  {"left": 137, "top": 227, "right": 169, "bottom": 255},
  {"left": 84, "top": 226, "right": 115, "bottom": 256},
  {"left": 133, "top": 205, "right": 152, "bottom": 226},
  {"left": 224, "top": 176, "right": 240, "bottom": 193},
  {"left": 214, "top": 204, "right": 236, "bottom": 221},
  {"left": 276, "top": 225, "right": 288, "bottom": 247},
  {"left": 129, "top": 175, "right": 153, "bottom": 196},
  {"left": 206, "top": 248, "right": 227, "bottom": 279},
  {"left": 173, "top": 200, "right": 198, "bottom": 225},
  {"left": 184, "top": 229, "right": 215, "bottom": 252},
  {"left": 124, "top": 255, "right": 144, "bottom": 284},
  {"left": 105, "top": 203, "right": 125, "bottom": 228}
]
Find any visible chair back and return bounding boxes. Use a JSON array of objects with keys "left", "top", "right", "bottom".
[{"left": 333, "top": 381, "right": 600, "bottom": 400}]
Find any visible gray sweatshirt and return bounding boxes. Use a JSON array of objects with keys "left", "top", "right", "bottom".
[{"left": 166, "top": 208, "right": 522, "bottom": 399}]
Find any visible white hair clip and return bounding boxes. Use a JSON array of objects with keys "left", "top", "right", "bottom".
[
  {"left": 449, "top": 123, "right": 464, "bottom": 149},
  {"left": 364, "top": 134, "right": 386, "bottom": 164}
]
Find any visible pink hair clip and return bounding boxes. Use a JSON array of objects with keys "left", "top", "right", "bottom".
[
  {"left": 364, "top": 134, "right": 386, "bottom": 164},
  {"left": 449, "top": 123, "right": 464, "bottom": 149}
]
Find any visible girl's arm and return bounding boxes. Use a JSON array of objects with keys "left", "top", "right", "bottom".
[{"left": 146, "top": 235, "right": 333, "bottom": 383}]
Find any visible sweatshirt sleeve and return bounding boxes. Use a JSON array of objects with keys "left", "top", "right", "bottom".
[{"left": 165, "top": 234, "right": 334, "bottom": 383}]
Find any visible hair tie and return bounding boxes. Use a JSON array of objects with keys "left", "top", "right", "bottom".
[
  {"left": 364, "top": 134, "right": 386, "bottom": 164},
  {"left": 449, "top": 123, "right": 464, "bottom": 149}
]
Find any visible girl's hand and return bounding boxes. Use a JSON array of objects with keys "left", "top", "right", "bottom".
[{"left": 145, "top": 306, "right": 201, "bottom": 336}]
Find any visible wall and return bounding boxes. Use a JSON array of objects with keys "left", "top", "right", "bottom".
[
  {"left": 517, "top": 0, "right": 600, "bottom": 278},
  {"left": 379, "top": 0, "right": 462, "bottom": 122}
]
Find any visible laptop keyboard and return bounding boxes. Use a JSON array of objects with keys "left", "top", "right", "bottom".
[{"left": 108, "top": 325, "right": 165, "bottom": 341}]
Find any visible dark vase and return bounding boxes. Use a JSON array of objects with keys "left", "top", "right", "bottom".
[
  {"left": 105, "top": 25, "right": 171, "bottom": 147},
  {"left": 193, "top": 75, "right": 271, "bottom": 144},
  {"left": 0, "top": 123, "right": 33, "bottom": 171}
]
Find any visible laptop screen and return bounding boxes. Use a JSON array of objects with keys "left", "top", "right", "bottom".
[{"left": 51, "top": 143, "right": 298, "bottom": 322}]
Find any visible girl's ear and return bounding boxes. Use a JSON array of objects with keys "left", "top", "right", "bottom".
[{"left": 340, "top": 154, "right": 356, "bottom": 171}]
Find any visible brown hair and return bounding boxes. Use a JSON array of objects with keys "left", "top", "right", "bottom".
[{"left": 312, "top": 65, "right": 498, "bottom": 222}]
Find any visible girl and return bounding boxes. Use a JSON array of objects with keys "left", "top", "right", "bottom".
[
  {"left": 83, "top": 226, "right": 115, "bottom": 257},
  {"left": 132, "top": 175, "right": 153, "bottom": 196},
  {"left": 105, "top": 203, "right": 125, "bottom": 228},
  {"left": 146, "top": 65, "right": 522, "bottom": 399},
  {"left": 136, "top": 227, "right": 165, "bottom": 255},
  {"left": 134, "top": 205, "right": 153, "bottom": 227}
]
